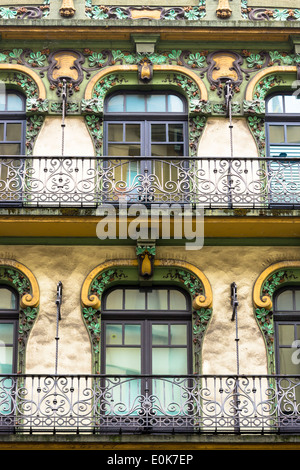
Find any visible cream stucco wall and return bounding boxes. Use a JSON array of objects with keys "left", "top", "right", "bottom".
[
  {"left": 198, "top": 118, "right": 259, "bottom": 158},
  {"left": 33, "top": 116, "right": 95, "bottom": 157},
  {"left": 2, "top": 244, "right": 299, "bottom": 376}
]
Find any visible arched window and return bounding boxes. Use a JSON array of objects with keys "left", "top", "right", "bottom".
[
  {"left": 0, "top": 286, "right": 19, "bottom": 375},
  {"left": 103, "top": 91, "right": 188, "bottom": 202},
  {"left": 266, "top": 93, "right": 300, "bottom": 158},
  {"left": 101, "top": 286, "right": 192, "bottom": 430},
  {"left": 265, "top": 93, "right": 300, "bottom": 206},
  {"left": 273, "top": 286, "right": 300, "bottom": 375},
  {"left": 0, "top": 90, "right": 26, "bottom": 156},
  {"left": 101, "top": 286, "right": 192, "bottom": 376},
  {"left": 0, "top": 90, "right": 26, "bottom": 205},
  {"left": 104, "top": 91, "right": 188, "bottom": 158}
]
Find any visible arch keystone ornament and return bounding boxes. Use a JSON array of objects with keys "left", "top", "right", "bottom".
[
  {"left": 81, "top": 259, "right": 213, "bottom": 373},
  {"left": 253, "top": 261, "right": 300, "bottom": 373},
  {"left": 0, "top": 259, "right": 40, "bottom": 373}
]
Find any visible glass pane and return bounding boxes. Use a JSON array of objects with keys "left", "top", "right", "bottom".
[
  {"left": 147, "top": 290, "right": 168, "bottom": 310},
  {"left": 0, "top": 143, "right": 21, "bottom": 155},
  {"left": 107, "top": 144, "right": 140, "bottom": 157},
  {"left": 297, "top": 325, "right": 300, "bottom": 340},
  {"left": 6, "top": 123, "right": 22, "bottom": 141},
  {"left": 284, "top": 95, "right": 300, "bottom": 114},
  {"left": 7, "top": 94, "right": 24, "bottom": 112},
  {"left": 105, "top": 290, "right": 123, "bottom": 309},
  {"left": 124, "top": 325, "right": 141, "bottom": 345},
  {"left": 279, "top": 347, "right": 300, "bottom": 375},
  {"left": 125, "top": 124, "right": 140, "bottom": 142},
  {"left": 124, "top": 289, "right": 145, "bottom": 309},
  {"left": 0, "top": 323, "right": 14, "bottom": 344},
  {"left": 277, "top": 290, "right": 294, "bottom": 311},
  {"left": 0, "top": 346, "right": 13, "bottom": 374},
  {"left": 269, "top": 125, "right": 285, "bottom": 144},
  {"left": 267, "top": 95, "right": 283, "bottom": 113},
  {"left": 146, "top": 95, "right": 166, "bottom": 113},
  {"left": 278, "top": 324, "right": 295, "bottom": 346},
  {"left": 295, "top": 291, "right": 300, "bottom": 310},
  {"left": 106, "top": 324, "right": 123, "bottom": 345},
  {"left": 152, "top": 348, "right": 187, "bottom": 375},
  {"left": 151, "top": 144, "right": 184, "bottom": 157},
  {"left": 0, "top": 123, "right": 4, "bottom": 141},
  {"left": 169, "top": 290, "right": 187, "bottom": 310},
  {"left": 286, "top": 126, "right": 300, "bottom": 144},
  {"left": 151, "top": 124, "right": 166, "bottom": 142},
  {"left": 105, "top": 347, "right": 141, "bottom": 374},
  {"left": 171, "top": 325, "right": 187, "bottom": 345},
  {"left": 0, "top": 323, "right": 14, "bottom": 374},
  {"left": 0, "top": 288, "right": 16, "bottom": 309},
  {"left": 168, "top": 94, "right": 184, "bottom": 113},
  {"left": 152, "top": 324, "right": 168, "bottom": 345},
  {"left": 125, "top": 95, "right": 145, "bottom": 113},
  {"left": 0, "top": 93, "right": 5, "bottom": 111},
  {"left": 107, "top": 94, "right": 124, "bottom": 113},
  {"left": 168, "top": 124, "right": 184, "bottom": 142},
  {"left": 108, "top": 123, "right": 123, "bottom": 142}
]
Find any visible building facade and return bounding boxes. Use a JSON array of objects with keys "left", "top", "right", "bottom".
[{"left": 0, "top": 0, "right": 299, "bottom": 450}]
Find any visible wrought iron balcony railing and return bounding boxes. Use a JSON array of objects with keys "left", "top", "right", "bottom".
[
  {"left": 0, "top": 156, "right": 299, "bottom": 208},
  {"left": 0, "top": 374, "right": 299, "bottom": 434}
]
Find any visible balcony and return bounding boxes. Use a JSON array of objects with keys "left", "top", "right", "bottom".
[
  {"left": 0, "top": 374, "right": 299, "bottom": 435},
  {"left": 0, "top": 156, "right": 299, "bottom": 209}
]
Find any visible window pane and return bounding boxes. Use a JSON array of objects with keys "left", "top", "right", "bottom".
[
  {"left": 152, "top": 324, "right": 168, "bottom": 345},
  {"left": 125, "top": 95, "right": 145, "bottom": 113},
  {"left": 105, "top": 347, "right": 141, "bottom": 374},
  {"left": 168, "top": 94, "right": 184, "bottom": 113},
  {"left": 108, "top": 123, "right": 123, "bottom": 142},
  {"left": 0, "top": 93, "right": 5, "bottom": 111},
  {"left": 0, "top": 323, "right": 14, "bottom": 344},
  {"left": 107, "top": 94, "right": 124, "bottom": 113},
  {"left": 147, "top": 290, "right": 168, "bottom": 310},
  {"left": 279, "top": 347, "right": 300, "bottom": 375},
  {"left": 169, "top": 290, "right": 187, "bottom": 310},
  {"left": 0, "top": 323, "right": 14, "bottom": 374},
  {"left": 125, "top": 124, "right": 140, "bottom": 142},
  {"left": 108, "top": 144, "right": 140, "bottom": 157},
  {"left": 171, "top": 325, "right": 187, "bottom": 345},
  {"left": 151, "top": 124, "right": 166, "bottom": 142},
  {"left": 0, "top": 288, "right": 16, "bottom": 309},
  {"left": 0, "top": 143, "right": 21, "bottom": 155},
  {"left": 151, "top": 144, "right": 184, "bottom": 157},
  {"left": 152, "top": 348, "right": 187, "bottom": 374},
  {"left": 105, "top": 290, "right": 123, "bottom": 310},
  {"left": 286, "top": 126, "right": 300, "bottom": 144},
  {"left": 0, "top": 123, "right": 4, "bottom": 141},
  {"left": 106, "top": 324, "right": 123, "bottom": 345},
  {"left": 278, "top": 324, "right": 295, "bottom": 346},
  {"left": 284, "top": 95, "right": 300, "bottom": 114},
  {"left": 269, "top": 125, "right": 285, "bottom": 144},
  {"left": 267, "top": 95, "right": 283, "bottom": 113},
  {"left": 277, "top": 290, "right": 294, "bottom": 311},
  {"left": 124, "top": 289, "right": 145, "bottom": 309},
  {"left": 6, "top": 123, "right": 22, "bottom": 141},
  {"left": 7, "top": 94, "right": 24, "bottom": 112},
  {"left": 124, "top": 325, "right": 141, "bottom": 345},
  {"left": 146, "top": 95, "right": 166, "bottom": 113},
  {"left": 295, "top": 291, "right": 300, "bottom": 310},
  {"left": 168, "top": 124, "right": 184, "bottom": 142}
]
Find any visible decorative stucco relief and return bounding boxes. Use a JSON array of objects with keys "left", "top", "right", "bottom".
[{"left": 85, "top": 0, "right": 206, "bottom": 20}]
